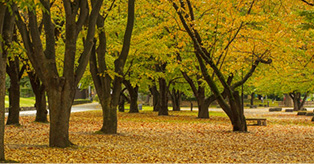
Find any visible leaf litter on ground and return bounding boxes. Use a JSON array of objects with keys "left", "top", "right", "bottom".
[{"left": 4, "top": 109, "right": 314, "bottom": 163}]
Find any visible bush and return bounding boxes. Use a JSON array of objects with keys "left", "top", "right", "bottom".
[{"left": 73, "top": 99, "right": 92, "bottom": 105}]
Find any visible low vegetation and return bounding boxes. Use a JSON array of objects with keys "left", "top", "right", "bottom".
[{"left": 4, "top": 96, "right": 35, "bottom": 108}]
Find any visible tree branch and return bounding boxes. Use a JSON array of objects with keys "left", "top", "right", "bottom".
[
  {"left": 75, "top": 0, "right": 104, "bottom": 85},
  {"left": 114, "top": 0, "right": 135, "bottom": 72},
  {"left": 89, "top": 39, "right": 103, "bottom": 98},
  {"left": 301, "top": 0, "right": 314, "bottom": 6},
  {"left": 76, "top": 0, "right": 89, "bottom": 34},
  {"left": 176, "top": 53, "right": 198, "bottom": 96},
  {"left": 231, "top": 56, "right": 272, "bottom": 90}
]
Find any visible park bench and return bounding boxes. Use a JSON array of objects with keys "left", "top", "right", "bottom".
[{"left": 246, "top": 118, "right": 267, "bottom": 126}]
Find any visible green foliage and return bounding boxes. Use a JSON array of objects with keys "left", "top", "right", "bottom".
[{"left": 299, "top": 10, "right": 314, "bottom": 29}]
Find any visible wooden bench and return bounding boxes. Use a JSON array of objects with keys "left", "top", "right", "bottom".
[{"left": 246, "top": 118, "right": 267, "bottom": 126}]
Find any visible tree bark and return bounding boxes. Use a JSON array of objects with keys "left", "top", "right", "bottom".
[
  {"left": 6, "top": 57, "right": 22, "bottom": 125},
  {"left": 0, "top": 3, "right": 5, "bottom": 160},
  {"left": 0, "top": 44, "right": 5, "bottom": 161},
  {"left": 0, "top": 2, "right": 15, "bottom": 160},
  {"left": 28, "top": 71, "right": 48, "bottom": 122},
  {"left": 6, "top": 79, "right": 20, "bottom": 125},
  {"left": 118, "top": 94, "right": 125, "bottom": 112},
  {"left": 0, "top": 54, "right": 5, "bottom": 161},
  {"left": 47, "top": 79, "right": 75, "bottom": 147},
  {"left": 197, "top": 95, "right": 210, "bottom": 118},
  {"left": 99, "top": 97, "right": 118, "bottom": 133},
  {"left": 150, "top": 85, "right": 160, "bottom": 112},
  {"left": 90, "top": 38, "right": 118, "bottom": 134},
  {"left": 35, "top": 90, "right": 47, "bottom": 122},
  {"left": 170, "top": 88, "right": 181, "bottom": 111},
  {"left": 250, "top": 92, "right": 254, "bottom": 106},
  {"left": 228, "top": 91, "right": 247, "bottom": 131},
  {"left": 145, "top": 94, "right": 150, "bottom": 105},
  {"left": 289, "top": 92, "right": 308, "bottom": 111},
  {"left": 123, "top": 80, "right": 139, "bottom": 113},
  {"left": 158, "top": 77, "right": 168, "bottom": 115},
  {"left": 90, "top": 0, "right": 135, "bottom": 134}
]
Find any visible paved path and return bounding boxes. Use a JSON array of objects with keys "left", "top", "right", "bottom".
[
  {"left": 13, "top": 103, "right": 314, "bottom": 116},
  {"left": 10, "top": 102, "right": 101, "bottom": 116}
]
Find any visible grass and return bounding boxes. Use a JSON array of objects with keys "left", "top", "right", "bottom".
[
  {"left": 5, "top": 96, "right": 93, "bottom": 108},
  {"left": 5, "top": 96, "right": 35, "bottom": 108}
]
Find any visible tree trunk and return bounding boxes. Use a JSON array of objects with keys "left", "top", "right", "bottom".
[
  {"left": 150, "top": 86, "right": 160, "bottom": 112},
  {"left": 145, "top": 94, "right": 150, "bottom": 105},
  {"left": 6, "top": 57, "right": 22, "bottom": 125},
  {"left": 47, "top": 80, "right": 75, "bottom": 148},
  {"left": 0, "top": 57, "right": 5, "bottom": 161},
  {"left": 129, "top": 95, "right": 139, "bottom": 113},
  {"left": 284, "top": 94, "right": 293, "bottom": 107},
  {"left": 0, "top": 56, "right": 5, "bottom": 161},
  {"left": 158, "top": 78, "right": 168, "bottom": 115},
  {"left": 124, "top": 80, "right": 139, "bottom": 113},
  {"left": 292, "top": 93, "right": 300, "bottom": 111},
  {"left": 190, "top": 101, "right": 193, "bottom": 111},
  {"left": 228, "top": 91, "right": 247, "bottom": 131},
  {"left": 170, "top": 88, "right": 181, "bottom": 111},
  {"left": 28, "top": 71, "right": 48, "bottom": 122},
  {"left": 289, "top": 92, "right": 307, "bottom": 111},
  {"left": 99, "top": 97, "right": 117, "bottom": 134},
  {"left": 250, "top": 92, "right": 254, "bottom": 106},
  {"left": 35, "top": 89, "right": 47, "bottom": 122},
  {"left": 118, "top": 94, "right": 125, "bottom": 112},
  {"left": 6, "top": 80, "right": 20, "bottom": 125},
  {"left": 0, "top": 2, "right": 15, "bottom": 159},
  {"left": 14, "top": 0, "right": 104, "bottom": 148},
  {"left": 90, "top": 20, "right": 118, "bottom": 134},
  {"left": 90, "top": 0, "right": 134, "bottom": 134},
  {"left": 0, "top": 4, "right": 6, "bottom": 159},
  {"left": 197, "top": 97, "right": 210, "bottom": 118}
]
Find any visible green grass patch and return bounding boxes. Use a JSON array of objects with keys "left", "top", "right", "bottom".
[{"left": 5, "top": 96, "right": 36, "bottom": 108}]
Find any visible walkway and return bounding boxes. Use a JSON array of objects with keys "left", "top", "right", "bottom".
[{"left": 11, "top": 102, "right": 101, "bottom": 116}]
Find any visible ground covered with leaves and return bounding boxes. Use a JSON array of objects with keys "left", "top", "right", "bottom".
[{"left": 5, "top": 109, "right": 314, "bottom": 163}]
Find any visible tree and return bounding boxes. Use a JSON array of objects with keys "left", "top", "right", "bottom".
[
  {"left": 250, "top": 2, "right": 314, "bottom": 112},
  {"left": 289, "top": 91, "right": 308, "bottom": 111},
  {"left": 0, "top": 0, "right": 15, "bottom": 160},
  {"left": 89, "top": 0, "right": 135, "bottom": 134},
  {"left": 28, "top": 69, "right": 48, "bottom": 122},
  {"left": 6, "top": 55, "right": 25, "bottom": 125},
  {"left": 149, "top": 84, "right": 160, "bottom": 112},
  {"left": 177, "top": 53, "right": 215, "bottom": 118},
  {"left": 14, "top": 0, "right": 104, "bottom": 147},
  {"left": 123, "top": 80, "right": 139, "bottom": 113},
  {"left": 169, "top": 88, "right": 182, "bottom": 111},
  {"left": 118, "top": 88, "right": 128, "bottom": 112},
  {"left": 156, "top": 62, "right": 169, "bottom": 115},
  {"left": 300, "top": 0, "right": 314, "bottom": 120},
  {"left": 170, "top": 0, "right": 278, "bottom": 131},
  {"left": 128, "top": 0, "right": 184, "bottom": 115}
]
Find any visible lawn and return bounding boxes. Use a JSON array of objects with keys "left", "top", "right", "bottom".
[
  {"left": 5, "top": 96, "right": 35, "bottom": 108},
  {"left": 4, "top": 108, "right": 314, "bottom": 163}
]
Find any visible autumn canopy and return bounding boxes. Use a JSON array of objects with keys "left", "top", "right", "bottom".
[{"left": 0, "top": 0, "right": 314, "bottom": 162}]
